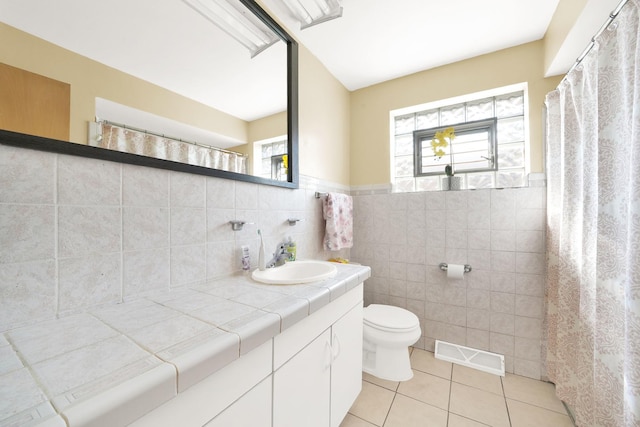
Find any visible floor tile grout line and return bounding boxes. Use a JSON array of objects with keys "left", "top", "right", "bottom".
[
  {"left": 500, "top": 376, "right": 514, "bottom": 427},
  {"left": 392, "top": 390, "right": 450, "bottom": 414},
  {"left": 501, "top": 375, "right": 573, "bottom": 417},
  {"left": 444, "top": 361, "right": 453, "bottom": 426},
  {"left": 345, "top": 412, "right": 375, "bottom": 426},
  {"left": 504, "top": 395, "right": 572, "bottom": 415},
  {"left": 381, "top": 392, "right": 398, "bottom": 427},
  {"left": 446, "top": 363, "right": 453, "bottom": 427}
]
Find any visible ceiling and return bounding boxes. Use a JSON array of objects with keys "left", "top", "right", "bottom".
[
  {"left": 2, "top": 0, "right": 620, "bottom": 129},
  {"left": 262, "top": 0, "right": 561, "bottom": 91}
]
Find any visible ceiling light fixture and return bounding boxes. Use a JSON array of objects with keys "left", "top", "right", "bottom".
[
  {"left": 182, "top": 0, "right": 279, "bottom": 57},
  {"left": 277, "top": 0, "right": 343, "bottom": 29}
]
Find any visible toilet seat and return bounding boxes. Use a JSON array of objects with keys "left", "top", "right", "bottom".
[{"left": 364, "top": 304, "right": 419, "bottom": 332}]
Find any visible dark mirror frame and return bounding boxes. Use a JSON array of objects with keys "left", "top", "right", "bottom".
[{"left": 0, "top": 0, "right": 299, "bottom": 189}]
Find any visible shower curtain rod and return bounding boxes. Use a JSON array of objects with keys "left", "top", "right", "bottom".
[
  {"left": 560, "top": 0, "right": 630, "bottom": 85},
  {"left": 97, "top": 119, "right": 247, "bottom": 157}
]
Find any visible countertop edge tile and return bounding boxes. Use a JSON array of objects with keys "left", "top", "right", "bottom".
[
  {"left": 325, "top": 279, "right": 348, "bottom": 300},
  {"left": 61, "top": 362, "right": 176, "bottom": 427},
  {"left": 220, "top": 311, "right": 281, "bottom": 356},
  {"left": 263, "top": 296, "right": 310, "bottom": 331},
  {"left": 171, "top": 331, "right": 240, "bottom": 393},
  {"left": 33, "top": 414, "right": 68, "bottom": 427},
  {"left": 358, "top": 266, "right": 372, "bottom": 283},
  {"left": 303, "top": 286, "right": 332, "bottom": 314}
]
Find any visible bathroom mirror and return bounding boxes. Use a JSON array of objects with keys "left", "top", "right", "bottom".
[{"left": 0, "top": 0, "right": 298, "bottom": 188}]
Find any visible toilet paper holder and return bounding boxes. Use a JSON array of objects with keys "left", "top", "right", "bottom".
[{"left": 439, "top": 263, "right": 472, "bottom": 273}]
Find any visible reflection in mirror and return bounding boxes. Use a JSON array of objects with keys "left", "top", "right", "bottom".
[
  {"left": 91, "top": 121, "right": 248, "bottom": 174},
  {"left": 253, "top": 135, "right": 289, "bottom": 181},
  {"left": 0, "top": 0, "right": 298, "bottom": 188}
]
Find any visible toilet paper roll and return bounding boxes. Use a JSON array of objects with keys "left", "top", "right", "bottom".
[{"left": 447, "top": 264, "right": 465, "bottom": 279}]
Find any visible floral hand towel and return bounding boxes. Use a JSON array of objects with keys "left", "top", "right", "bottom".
[{"left": 323, "top": 192, "right": 353, "bottom": 251}]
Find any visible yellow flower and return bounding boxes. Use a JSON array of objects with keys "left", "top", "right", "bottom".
[
  {"left": 431, "top": 138, "right": 446, "bottom": 149},
  {"left": 442, "top": 127, "right": 455, "bottom": 140},
  {"left": 431, "top": 127, "right": 455, "bottom": 159},
  {"left": 282, "top": 154, "right": 288, "bottom": 169}
]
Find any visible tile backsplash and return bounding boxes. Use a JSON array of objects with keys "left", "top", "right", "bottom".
[
  {"left": 350, "top": 187, "right": 546, "bottom": 379},
  {"left": 0, "top": 144, "right": 343, "bottom": 332}
]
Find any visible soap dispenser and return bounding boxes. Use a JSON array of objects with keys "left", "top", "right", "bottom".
[{"left": 286, "top": 236, "right": 297, "bottom": 261}]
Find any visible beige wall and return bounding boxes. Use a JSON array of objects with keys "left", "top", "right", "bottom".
[
  {"left": 349, "top": 40, "right": 563, "bottom": 186},
  {"left": 543, "top": 0, "right": 588, "bottom": 73},
  {"left": 298, "top": 46, "right": 351, "bottom": 186},
  {"left": 248, "top": 111, "right": 287, "bottom": 145},
  {"left": 0, "top": 23, "right": 247, "bottom": 145}
]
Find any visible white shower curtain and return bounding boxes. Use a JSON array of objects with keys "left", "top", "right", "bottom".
[
  {"left": 545, "top": 0, "right": 640, "bottom": 425},
  {"left": 95, "top": 123, "right": 247, "bottom": 174}
]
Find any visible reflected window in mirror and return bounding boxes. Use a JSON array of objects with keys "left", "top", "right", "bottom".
[
  {"left": 271, "top": 154, "right": 287, "bottom": 181},
  {"left": 254, "top": 135, "right": 288, "bottom": 181}
]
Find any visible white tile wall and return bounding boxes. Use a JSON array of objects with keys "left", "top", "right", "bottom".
[
  {"left": 352, "top": 187, "right": 547, "bottom": 379},
  {"left": 1, "top": 143, "right": 547, "bottom": 378},
  {"left": 0, "top": 144, "right": 344, "bottom": 332}
]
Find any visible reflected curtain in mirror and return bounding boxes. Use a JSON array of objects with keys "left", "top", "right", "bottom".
[{"left": 92, "top": 122, "right": 247, "bottom": 173}]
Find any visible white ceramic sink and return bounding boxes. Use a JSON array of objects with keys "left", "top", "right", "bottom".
[{"left": 251, "top": 260, "right": 338, "bottom": 285}]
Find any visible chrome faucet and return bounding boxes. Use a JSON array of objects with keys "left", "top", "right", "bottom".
[{"left": 266, "top": 241, "right": 292, "bottom": 268}]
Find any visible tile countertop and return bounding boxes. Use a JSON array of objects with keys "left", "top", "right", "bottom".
[{"left": 0, "top": 262, "right": 371, "bottom": 427}]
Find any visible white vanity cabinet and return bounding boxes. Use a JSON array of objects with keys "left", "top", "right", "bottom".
[{"left": 273, "top": 294, "right": 363, "bottom": 427}]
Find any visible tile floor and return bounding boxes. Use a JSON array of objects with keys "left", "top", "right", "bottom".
[{"left": 341, "top": 348, "right": 574, "bottom": 427}]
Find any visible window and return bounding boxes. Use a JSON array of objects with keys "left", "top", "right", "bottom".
[
  {"left": 270, "top": 153, "right": 288, "bottom": 181},
  {"left": 391, "top": 86, "right": 528, "bottom": 192},
  {"left": 254, "top": 136, "right": 288, "bottom": 181},
  {"left": 413, "top": 118, "right": 497, "bottom": 176}
]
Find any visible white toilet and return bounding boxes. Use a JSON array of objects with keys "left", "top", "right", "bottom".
[{"left": 362, "top": 304, "right": 421, "bottom": 381}]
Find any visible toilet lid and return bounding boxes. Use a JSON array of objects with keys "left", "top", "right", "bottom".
[{"left": 363, "top": 304, "right": 419, "bottom": 330}]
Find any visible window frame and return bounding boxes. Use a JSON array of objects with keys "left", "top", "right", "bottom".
[
  {"left": 413, "top": 118, "right": 498, "bottom": 177},
  {"left": 389, "top": 84, "right": 529, "bottom": 193}
]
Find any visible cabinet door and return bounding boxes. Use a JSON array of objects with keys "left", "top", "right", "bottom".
[
  {"left": 273, "top": 329, "right": 331, "bottom": 427},
  {"left": 205, "top": 376, "right": 272, "bottom": 427},
  {"left": 330, "top": 304, "right": 363, "bottom": 427}
]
